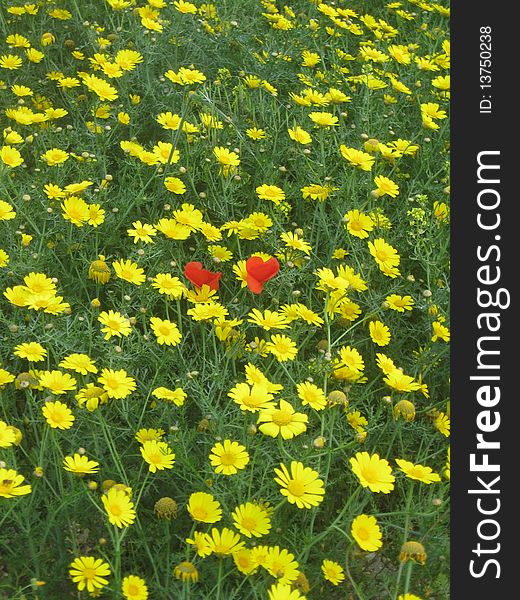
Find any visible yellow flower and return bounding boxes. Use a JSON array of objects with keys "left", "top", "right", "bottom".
[
  {"left": 302, "top": 50, "right": 320, "bottom": 67},
  {"left": 174, "top": 0, "right": 198, "bottom": 14},
  {"left": 234, "top": 548, "right": 259, "bottom": 575},
  {"left": 433, "top": 201, "right": 450, "bottom": 223},
  {"left": 61, "top": 196, "right": 89, "bottom": 226},
  {"left": 301, "top": 184, "right": 336, "bottom": 202},
  {"left": 26, "top": 48, "right": 44, "bottom": 63},
  {"left": 1, "top": 244, "right": 12, "bottom": 262},
  {"left": 98, "top": 368, "right": 136, "bottom": 399},
  {"left": 0, "top": 54, "right": 23, "bottom": 70},
  {"left": 265, "top": 334, "right": 298, "bottom": 362},
  {"left": 228, "top": 382, "right": 275, "bottom": 412},
  {"left": 0, "top": 421, "right": 16, "bottom": 448},
  {"left": 14, "top": 342, "right": 47, "bottom": 362},
  {"left": 265, "top": 547, "right": 300, "bottom": 584},
  {"left": 0, "top": 200, "right": 16, "bottom": 220},
  {"left": 59, "top": 353, "right": 97, "bottom": 375},
  {"left": 69, "top": 557, "right": 111, "bottom": 594},
  {"left": 432, "top": 321, "right": 450, "bottom": 342},
  {"left": 1, "top": 145, "right": 24, "bottom": 167},
  {"left": 41, "top": 32, "right": 56, "bottom": 46},
  {"left": 87, "top": 204, "right": 105, "bottom": 227},
  {"left": 98, "top": 310, "right": 131, "bottom": 340},
  {"left": 155, "top": 218, "right": 191, "bottom": 240},
  {"left": 246, "top": 127, "right": 267, "bottom": 140},
  {"left": 257, "top": 399, "right": 308, "bottom": 439},
  {"left": 209, "top": 439, "right": 250, "bottom": 475},
  {"left": 383, "top": 370, "right": 421, "bottom": 393},
  {"left": 141, "top": 440, "right": 176, "bottom": 472},
  {"left": 296, "top": 381, "right": 327, "bottom": 410},
  {"left": 102, "top": 487, "right": 136, "bottom": 528},
  {"left": 206, "top": 527, "right": 244, "bottom": 557},
  {"left": 122, "top": 575, "right": 148, "bottom": 600},
  {"left": 385, "top": 294, "right": 414, "bottom": 312},
  {"left": 232, "top": 502, "right": 271, "bottom": 538},
  {"left": 350, "top": 451, "right": 395, "bottom": 493},
  {"left": 256, "top": 184, "right": 285, "bottom": 204},
  {"left": 42, "top": 400, "right": 75, "bottom": 430},
  {"left": 274, "top": 461, "right": 325, "bottom": 508},
  {"left": 164, "top": 176, "right": 186, "bottom": 195},
  {"left": 89, "top": 255, "right": 111, "bottom": 284},
  {"left": 76, "top": 384, "right": 108, "bottom": 412},
  {"left": 309, "top": 111, "right": 339, "bottom": 127},
  {"left": 0, "top": 468, "right": 32, "bottom": 498},
  {"left": 41, "top": 148, "right": 69, "bottom": 166},
  {"left": 63, "top": 454, "right": 100, "bottom": 475},
  {"left": 151, "top": 273, "right": 186, "bottom": 299},
  {"left": 213, "top": 146, "right": 240, "bottom": 175},
  {"left": 248, "top": 309, "right": 289, "bottom": 331},
  {"left": 420, "top": 102, "right": 447, "bottom": 120},
  {"left": 288, "top": 126, "right": 312, "bottom": 144},
  {"left": 112, "top": 259, "right": 146, "bottom": 285},
  {"left": 351, "top": 514, "right": 383, "bottom": 551},
  {"left": 369, "top": 320, "right": 391, "bottom": 346},
  {"left": 340, "top": 146, "right": 375, "bottom": 170},
  {"left": 268, "top": 583, "right": 306, "bottom": 599},
  {"left": 6, "top": 34, "right": 30, "bottom": 48},
  {"left": 321, "top": 559, "right": 345, "bottom": 585},
  {"left": 344, "top": 209, "right": 373, "bottom": 239},
  {"left": 173, "top": 562, "right": 199, "bottom": 583},
  {"left": 81, "top": 73, "right": 118, "bottom": 101},
  {"left": 187, "top": 491, "right": 222, "bottom": 523},
  {"left": 368, "top": 239, "right": 400, "bottom": 276},
  {"left": 395, "top": 459, "right": 441, "bottom": 484},
  {"left": 149, "top": 317, "right": 182, "bottom": 346},
  {"left": 39, "top": 370, "right": 77, "bottom": 395},
  {"left": 372, "top": 175, "right": 400, "bottom": 198}
]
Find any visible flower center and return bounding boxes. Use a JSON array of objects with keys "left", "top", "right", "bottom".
[
  {"left": 82, "top": 567, "right": 97, "bottom": 581},
  {"left": 148, "top": 452, "right": 162, "bottom": 464},
  {"left": 192, "top": 507, "right": 207, "bottom": 520},
  {"left": 219, "top": 452, "right": 235, "bottom": 466},
  {"left": 158, "top": 324, "right": 171, "bottom": 336},
  {"left": 241, "top": 516, "right": 257, "bottom": 531},
  {"left": 361, "top": 466, "right": 378, "bottom": 483},
  {"left": 272, "top": 409, "right": 293, "bottom": 426},
  {"left": 287, "top": 479, "right": 305, "bottom": 497},
  {"left": 109, "top": 503, "right": 122, "bottom": 516}
]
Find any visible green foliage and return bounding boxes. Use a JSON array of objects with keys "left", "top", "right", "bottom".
[{"left": 0, "top": 0, "right": 450, "bottom": 598}]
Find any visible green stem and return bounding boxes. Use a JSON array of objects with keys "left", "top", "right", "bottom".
[
  {"left": 403, "top": 561, "right": 414, "bottom": 595},
  {"left": 113, "top": 526, "right": 123, "bottom": 593},
  {"left": 344, "top": 545, "right": 367, "bottom": 600},
  {"left": 216, "top": 558, "right": 223, "bottom": 600},
  {"left": 393, "top": 482, "right": 415, "bottom": 600}
]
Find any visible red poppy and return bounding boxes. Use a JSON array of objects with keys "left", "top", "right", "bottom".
[
  {"left": 245, "top": 256, "right": 280, "bottom": 294},
  {"left": 184, "top": 262, "right": 222, "bottom": 290}
]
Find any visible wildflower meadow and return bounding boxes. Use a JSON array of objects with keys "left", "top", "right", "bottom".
[{"left": 0, "top": 0, "right": 450, "bottom": 598}]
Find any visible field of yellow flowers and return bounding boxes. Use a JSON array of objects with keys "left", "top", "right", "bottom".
[{"left": 0, "top": 0, "right": 450, "bottom": 598}]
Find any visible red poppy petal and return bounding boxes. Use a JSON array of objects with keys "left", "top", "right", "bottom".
[
  {"left": 246, "top": 274, "right": 264, "bottom": 294},
  {"left": 246, "top": 256, "right": 280, "bottom": 282},
  {"left": 184, "top": 262, "right": 221, "bottom": 289},
  {"left": 207, "top": 272, "right": 222, "bottom": 291},
  {"left": 184, "top": 262, "right": 206, "bottom": 287}
]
